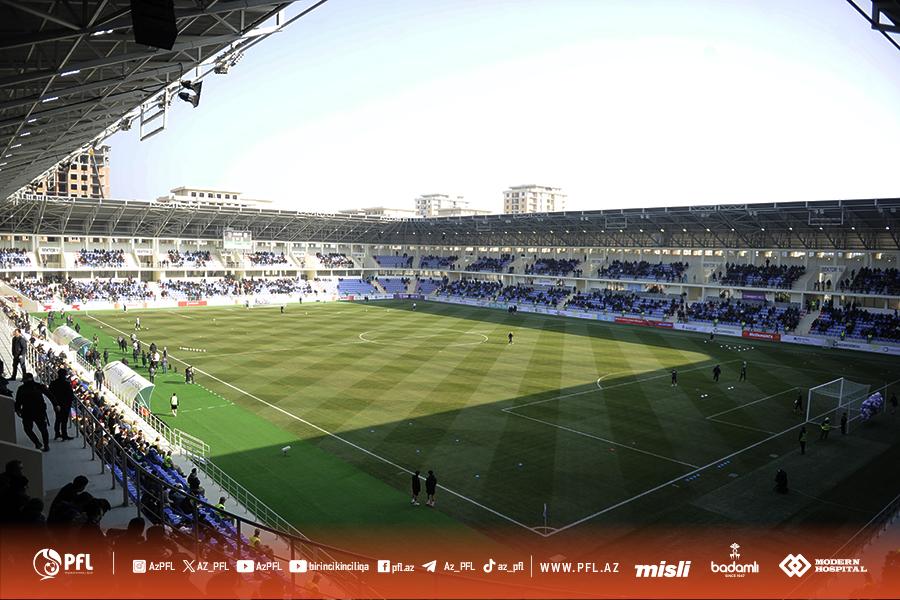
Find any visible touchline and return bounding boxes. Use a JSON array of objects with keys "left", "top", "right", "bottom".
[{"left": 634, "top": 561, "right": 692, "bottom": 578}]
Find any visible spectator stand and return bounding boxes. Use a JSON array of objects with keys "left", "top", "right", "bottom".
[
  {"left": 0, "top": 300, "right": 371, "bottom": 597},
  {"left": 419, "top": 255, "right": 458, "bottom": 270},
  {"left": 0, "top": 247, "right": 34, "bottom": 270},
  {"left": 315, "top": 252, "right": 355, "bottom": 270},
  {"left": 597, "top": 260, "right": 688, "bottom": 283},
  {"left": 466, "top": 254, "right": 513, "bottom": 273},
  {"left": 810, "top": 301, "right": 900, "bottom": 345},
  {"left": 682, "top": 297, "right": 802, "bottom": 333},
  {"left": 838, "top": 267, "right": 900, "bottom": 297},
  {"left": 373, "top": 254, "right": 413, "bottom": 269},
  {"left": 566, "top": 289, "right": 680, "bottom": 320}
]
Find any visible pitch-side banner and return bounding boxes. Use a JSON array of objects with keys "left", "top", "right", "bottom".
[{"left": 1, "top": 529, "right": 897, "bottom": 599}]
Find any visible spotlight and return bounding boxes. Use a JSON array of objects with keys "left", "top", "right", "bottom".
[{"left": 177, "top": 80, "right": 203, "bottom": 107}]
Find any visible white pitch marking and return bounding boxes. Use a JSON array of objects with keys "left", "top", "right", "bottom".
[
  {"left": 358, "top": 330, "right": 488, "bottom": 347},
  {"left": 509, "top": 359, "right": 742, "bottom": 412},
  {"left": 84, "top": 314, "right": 542, "bottom": 536},
  {"left": 504, "top": 409, "right": 699, "bottom": 469},
  {"left": 705, "top": 387, "right": 798, "bottom": 419},
  {"left": 546, "top": 376, "right": 900, "bottom": 536}
]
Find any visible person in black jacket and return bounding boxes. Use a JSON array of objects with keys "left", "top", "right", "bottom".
[
  {"left": 13, "top": 373, "right": 50, "bottom": 451},
  {"left": 410, "top": 470, "right": 421, "bottom": 506},
  {"left": 49, "top": 368, "right": 76, "bottom": 441},
  {"left": 11, "top": 328, "right": 27, "bottom": 380},
  {"left": 425, "top": 470, "right": 437, "bottom": 507}
]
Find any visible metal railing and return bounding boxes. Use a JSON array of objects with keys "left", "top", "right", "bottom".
[
  {"left": 69, "top": 349, "right": 210, "bottom": 459},
  {"left": 189, "top": 456, "right": 308, "bottom": 541},
  {"left": 2, "top": 302, "right": 377, "bottom": 596},
  {"left": 72, "top": 395, "right": 377, "bottom": 596}
]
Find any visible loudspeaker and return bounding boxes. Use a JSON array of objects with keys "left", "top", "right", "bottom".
[{"left": 131, "top": 0, "right": 177, "bottom": 50}]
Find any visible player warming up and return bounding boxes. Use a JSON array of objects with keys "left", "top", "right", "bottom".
[{"left": 508, "top": 332, "right": 514, "bottom": 344}]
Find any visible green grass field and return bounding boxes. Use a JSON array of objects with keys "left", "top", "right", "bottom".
[{"left": 56, "top": 300, "right": 900, "bottom": 548}]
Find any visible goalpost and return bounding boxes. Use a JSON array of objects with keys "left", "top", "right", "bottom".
[{"left": 807, "top": 377, "right": 874, "bottom": 432}]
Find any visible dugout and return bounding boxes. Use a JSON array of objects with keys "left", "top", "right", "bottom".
[
  {"left": 51, "top": 325, "right": 92, "bottom": 358},
  {"left": 103, "top": 361, "right": 154, "bottom": 409}
]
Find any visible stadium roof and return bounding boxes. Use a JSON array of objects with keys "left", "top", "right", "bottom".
[
  {"left": 0, "top": 0, "right": 328, "bottom": 200},
  {"left": 2, "top": 195, "right": 899, "bottom": 251}
]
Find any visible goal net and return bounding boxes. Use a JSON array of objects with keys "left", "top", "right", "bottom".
[{"left": 807, "top": 378, "right": 872, "bottom": 431}]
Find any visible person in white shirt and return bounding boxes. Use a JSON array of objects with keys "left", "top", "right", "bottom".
[{"left": 170, "top": 393, "right": 178, "bottom": 416}]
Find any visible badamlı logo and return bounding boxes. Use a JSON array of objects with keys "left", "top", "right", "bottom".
[
  {"left": 709, "top": 543, "right": 760, "bottom": 578},
  {"left": 32, "top": 548, "right": 94, "bottom": 581}
]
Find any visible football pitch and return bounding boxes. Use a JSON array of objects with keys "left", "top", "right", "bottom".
[{"left": 62, "top": 300, "right": 900, "bottom": 546}]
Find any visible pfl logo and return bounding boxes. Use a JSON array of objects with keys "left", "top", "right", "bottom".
[{"left": 33, "top": 548, "right": 94, "bottom": 581}]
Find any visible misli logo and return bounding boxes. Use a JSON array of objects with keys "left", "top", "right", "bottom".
[
  {"left": 780, "top": 554, "right": 811, "bottom": 578},
  {"left": 633, "top": 560, "right": 691, "bottom": 578}
]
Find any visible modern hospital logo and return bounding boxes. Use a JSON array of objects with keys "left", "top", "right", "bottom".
[
  {"left": 709, "top": 543, "right": 759, "bottom": 578},
  {"left": 33, "top": 548, "right": 93, "bottom": 581},
  {"left": 779, "top": 552, "right": 867, "bottom": 577},
  {"left": 779, "top": 554, "right": 812, "bottom": 578}
]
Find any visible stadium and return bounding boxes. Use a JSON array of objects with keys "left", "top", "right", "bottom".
[{"left": 1, "top": 2, "right": 899, "bottom": 600}]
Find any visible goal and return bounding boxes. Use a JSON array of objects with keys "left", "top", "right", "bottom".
[{"left": 806, "top": 378, "right": 872, "bottom": 431}]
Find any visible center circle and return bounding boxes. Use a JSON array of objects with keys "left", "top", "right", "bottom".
[{"left": 358, "top": 330, "right": 488, "bottom": 347}]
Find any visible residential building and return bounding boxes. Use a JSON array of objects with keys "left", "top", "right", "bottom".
[
  {"left": 502, "top": 184, "right": 566, "bottom": 214},
  {"left": 31, "top": 145, "right": 111, "bottom": 199}
]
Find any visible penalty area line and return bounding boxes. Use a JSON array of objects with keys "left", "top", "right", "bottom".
[
  {"left": 705, "top": 387, "right": 798, "bottom": 419},
  {"left": 83, "top": 314, "right": 543, "bottom": 537},
  {"left": 508, "top": 359, "right": 742, "bottom": 412},
  {"left": 545, "top": 403, "right": 863, "bottom": 536},
  {"left": 502, "top": 408, "right": 699, "bottom": 469}
]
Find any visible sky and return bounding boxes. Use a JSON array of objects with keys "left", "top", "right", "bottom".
[{"left": 107, "top": 0, "right": 900, "bottom": 213}]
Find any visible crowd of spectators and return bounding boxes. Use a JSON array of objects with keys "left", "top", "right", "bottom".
[
  {"left": 415, "top": 277, "right": 445, "bottom": 294},
  {"left": 714, "top": 260, "right": 806, "bottom": 289},
  {"left": 840, "top": 267, "right": 900, "bottom": 296},
  {"left": 159, "top": 277, "right": 313, "bottom": 299},
  {"left": 811, "top": 301, "right": 900, "bottom": 343},
  {"left": 374, "top": 277, "right": 410, "bottom": 293},
  {"left": 682, "top": 298, "right": 801, "bottom": 332},
  {"left": 525, "top": 258, "right": 582, "bottom": 277},
  {"left": 419, "top": 255, "right": 458, "bottom": 269},
  {"left": 248, "top": 251, "right": 288, "bottom": 266},
  {"left": 77, "top": 249, "right": 125, "bottom": 268},
  {"left": 159, "top": 278, "right": 240, "bottom": 299},
  {"left": 374, "top": 254, "right": 413, "bottom": 268},
  {"left": 436, "top": 279, "right": 501, "bottom": 299},
  {"left": 468, "top": 254, "right": 512, "bottom": 273},
  {"left": 598, "top": 260, "right": 688, "bottom": 282},
  {"left": 497, "top": 284, "right": 571, "bottom": 306},
  {"left": 8, "top": 277, "right": 154, "bottom": 304},
  {"left": 316, "top": 252, "right": 354, "bottom": 268},
  {"left": 0, "top": 248, "right": 31, "bottom": 269},
  {"left": 163, "top": 250, "right": 211, "bottom": 268},
  {"left": 566, "top": 290, "right": 680, "bottom": 317}
]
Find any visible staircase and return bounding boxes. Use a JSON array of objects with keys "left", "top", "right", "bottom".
[{"left": 796, "top": 310, "right": 821, "bottom": 335}]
